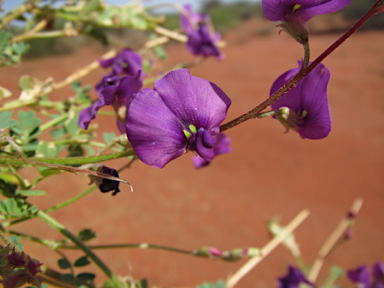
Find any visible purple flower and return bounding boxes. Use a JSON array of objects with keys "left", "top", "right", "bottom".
[
  {"left": 262, "top": 0, "right": 352, "bottom": 43},
  {"left": 180, "top": 5, "right": 224, "bottom": 60},
  {"left": 270, "top": 61, "right": 331, "bottom": 139},
  {"left": 79, "top": 71, "right": 142, "bottom": 133},
  {"left": 348, "top": 262, "right": 384, "bottom": 288},
  {"left": 278, "top": 266, "right": 316, "bottom": 288},
  {"left": 125, "top": 68, "right": 231, "bottom": 168},
  {"left": 99, "top": 48, "right": 143, "bottom": 77},
  {"left": 192, "top": 133, "right": 231, "bottom": 169}
]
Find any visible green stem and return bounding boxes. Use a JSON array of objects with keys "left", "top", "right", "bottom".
[
  {"left": 40, "top": 112, "right": 69, "bottom": 131},
  {"left": 3, "top": 185, "right": 98, "bottom": 228},
  {"left": 302, "top": 40, "right": 310, "bottom": 69},
  {"left": 37, "top": 210, "right": 114, "bottom": 279},
  {"left": 0, "top": 150, "right": 134, "bottom": 166}
]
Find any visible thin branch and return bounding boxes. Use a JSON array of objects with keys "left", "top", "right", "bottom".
[
  {"left": 307, "top": 198, "right": 363, "bottom": 282},
  {"left": 226, "top": 209, "right": 310, "bottom": 288}
]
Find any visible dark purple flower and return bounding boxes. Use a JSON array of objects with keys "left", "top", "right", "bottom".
[
  {"left": 180, "top": 5, "right": 224, "bottom": 60},
  {"left": 88, "top": 165, "right": 121, "bottom": 196},
  {"left": 125, "top": 68, "right": 231, "bottom": 168},
  {"left": 192, "top": 132, "right": 231, "bottom": 168},
  {"left": 270, "top": 61, "right": 331, "bottom": 139},
  {"left": 262, "top": 0, "right": 352, "bottom": 43},
  {"left": 186, "top": 23, "right": 224, "bottom": 60},
  {"left": 79, "top": 71, "right": 142, "bottom": 133},
  {"left": 99, "top": 48, "right": 143, "bottom": 77},
  {"left": 278, "top": 266, "right": 316, "bottom": 288},
  {"left": 348, "top": 262, "right": 384, "bottom": 288}
]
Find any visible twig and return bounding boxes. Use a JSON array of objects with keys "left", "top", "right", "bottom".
[
  {"left": 226, "top": 209, "right": 310, "bottom": 288},
  {"left": 307, "top": 198, "right": 363, "bottom": 282},
  {"left": 11, "top": 19, "right": 48, "bottom": 43},
  {"left": 53, "top": 49, "right": 116, "bottom": 90}
]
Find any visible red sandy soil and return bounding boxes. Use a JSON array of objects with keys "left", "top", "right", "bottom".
[{"left": 1, "top": 20, "right": 384, "bottom": 288}]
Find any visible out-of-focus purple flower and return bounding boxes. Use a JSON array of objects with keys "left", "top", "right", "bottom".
[
  {"left": 348, "top": 262, "right": 384, "bottom": 288},
  {"left": 278, "top": 266, "right": 316, "bottom": 288},
  {"left": 262, "top": 0, "right": 352, "bottom": 43},
  {"left": 180, "top": 5, "right": 224, "bottom": 60},
  {"left": 270, "top": 61, "right": 331, "bottom": 139},
  {"left": 192, "top": 133, "right": 231, "bottom": 168},
  {"left": 180, "top": 4, "right": 207, "bottom": 34},
  {"left": 99, "top": 48, "right": 143, "bottom": 77},
  {"left": 79, "top": 71, "right": 142, "bottom": 133},
  {"left": 125, "top": 68, "right": 231, "bottom": 168}
]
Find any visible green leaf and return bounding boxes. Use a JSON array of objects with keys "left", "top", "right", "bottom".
[
  {"left": 78, "top": 228, "right": 96, "bottom": 241},
  {"left": 76, "top": 272, "right": 96, "bottom": 282},
  {"left": 18, "top": 190, "right": 46, "bottom": 197},
  {"left": 0, "top": 111, "right": 16, "bottom": 129},
  {"left": 140, "top": 279, "right": 148, "bottom": 288},
  {"left": 0, "top": 31, "right": 11, "bottom": 49},
  {"left": 74, "top": 256, "right": 91, "bottom": 267},
  {"left": 58, "top": 258, "right": 72, "bottom": 269},
  {"left": 50, "top": 128, "right": 66, "bottom": 140},
  {"left": 18, "top": 75, "right": 34, "bottom": 90},
  {"left": 61, "top": 273, "right": 75, "bottom": 283},
  {"left": 103, "top": 132, "right": 116, "bottom": 144},
  {"left": 39, "top": 168, "right": 63, "bottom": 177},
  {"left": 64, "top": 109, "right": 80, "bottom": 136},
  {"left": 35, "top": 140, "right": 58, "bottom": 158},
  {"left": 10, "top": 235, "right": 23, "bottom": 250},
  {"left": 0, "top": 178, "right": 17, "bottom": 198}
]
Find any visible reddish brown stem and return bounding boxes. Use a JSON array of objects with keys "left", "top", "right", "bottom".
[{"left": 220, "top": 0, "right": 384, "bottom": 132}]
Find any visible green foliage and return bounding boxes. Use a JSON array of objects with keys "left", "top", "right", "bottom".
[
  {"left": 0, "top": 111, "right": 16, "bottom": 129},
  {"left": 0, "top": 198, "right": 38, "bottom": 219},
  {"left": 74, "top": 256, "right": 91, "bottom": 267},
  {"left": 10, "top": 111, "right": 42, "bottom": 154},
  {"left": 9, "top": 235, "right": 24, "bottom": 250},
  {"left": 78, "top": 228, "right": 97, "bottom": 241},
  {"left": 196, "top": 280, "right": 226, "bottom": 288},
  {"left": 140, "top": 279, "right": 149, "bottom": 288},
  {"left": 0, "top": 30, "right": 29, "bottom": 66},
  {"left": 0, "top": 178, "right": 17, "bottom": 198},
  {"left": 76, "top": 272, "right": 96, "bottom": 282},
  {"left": 58, "top": 258, "right": 72, "bottom": 269},
  {"left": 61, "top": 273, "right": 76, "bottom": 284}
]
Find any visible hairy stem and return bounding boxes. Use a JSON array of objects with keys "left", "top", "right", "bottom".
[{"left": 220, "top": 0, "right": 384, "bottom": 132}]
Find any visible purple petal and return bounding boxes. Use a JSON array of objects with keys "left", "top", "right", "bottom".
[
  {"left": 195, "top": 128, "right": 215, "bottom": 161},
  {"left": 114, "top": 71, "right": 143, "bottom": 107},
  {"left": 297, "top": 63, "right": 331, "bottom": 139},
  {"left": 153, "top": 68, "right": 231, "bottom": 135},
  {"left": 263, "top": 0, "right": 351, "bottom": 22},
  {"left": 278, "top": 266, "right": 316, "bottom": 288},
  {"left": 125, "top": 88, "right": 187, "bottom": 168},
  {"left": 186, "top": 24, "right": 224, "bottom": 60},
  {"left": 347, "top": 266, "right": 371, "bottom": 288},
  {"left": 192, "top": 133, "right": 231, "bottom": 169},
  {"left": 373, "top": 262, "right": 384, "bottom": 287},
  {"left": 99, "top": 48, "right": 143, "bottom": 76},
  {"left": 270, "top": 62, "right": 331, "bottom": 139},
  {"left": 180, "top": 4, "right": 202, "bottom": 33},
  {"left": 78, "top": 100, "right": 104, "bottom": 130}
]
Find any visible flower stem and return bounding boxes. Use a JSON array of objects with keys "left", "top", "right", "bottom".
[
  {"left": 37, "top": 210, "right": 115, "bottom": 280},
  {"left": 302, "top": 40, "right": 310, "bottom": 68},
  {"left": 220, "top": 0, "right": 384, "bottom": 132}
]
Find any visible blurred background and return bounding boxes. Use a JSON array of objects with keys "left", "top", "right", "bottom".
[{"left": 1, "top": 0, "right": 384, "bottom": 287}]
